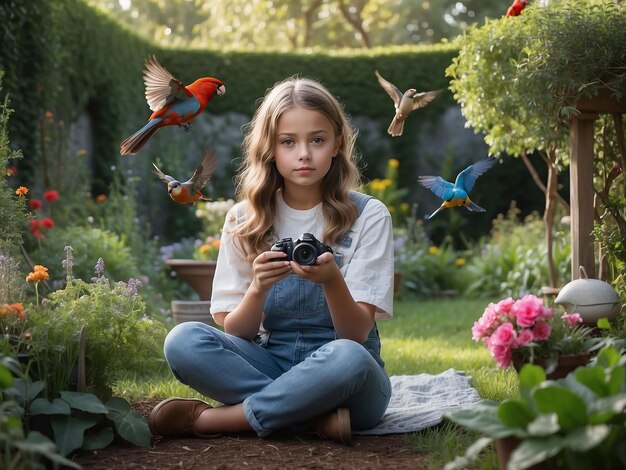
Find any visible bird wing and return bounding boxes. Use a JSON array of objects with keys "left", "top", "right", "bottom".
[
  {"left": 152, "top": 162, "right": 175, "bottom": 184},
  {"left": 417, "top": 176, "right": 454, "bottom": 200},
  {"left": 375, "top": 70, "right": 403, "bottom": 107},
  {"left": 454, "top": 157, "right": 498, "bottom": 193},
  {"left": 186, "top": 149, "right": 218, "bottom": 192},
  {"left": 411, "top": 89, "right": 443, "bottom": 111},
  {"left": 143, "top": 55, "right": 193, "bottom": 112}
]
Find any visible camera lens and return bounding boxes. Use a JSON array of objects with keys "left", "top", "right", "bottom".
[{"left": 293, "top": 243, "right": 317, "bottom": 265}]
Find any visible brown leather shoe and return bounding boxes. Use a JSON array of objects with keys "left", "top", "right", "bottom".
[
  {"left": 149, "top": 397, "right": 216, "bottom": 438},
  {"left": 316, "top": 407, "right": 352, "bottom": 446}
]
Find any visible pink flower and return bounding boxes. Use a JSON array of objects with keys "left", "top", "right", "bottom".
[
  {"left": 513, "top": 294, "right": 544, "bottom": 327},
  {"left": 532, "top": 321, "right": 552, "bottom": 341},
  {"left": 516, "top": 328, "right": 534, "bottom": 346},
  {"left": 562, "top": 312, "right": 582, "bottom": 326},
  {"left": 496, "top": 297, "right": 515, "bottom": 314},
  {"left": 490, "top": 343, "right": 512, "bottom": 368},
  {"left": 490, "top": 322, "right": 517, "bottom": 347}
]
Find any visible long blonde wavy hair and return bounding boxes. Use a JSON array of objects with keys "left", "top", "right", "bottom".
[{"left": 232, "top": 76, "right": 362, "bottom": 261}]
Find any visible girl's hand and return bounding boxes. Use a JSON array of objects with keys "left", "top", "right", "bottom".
[
  {"left": 250, "top": 251, "right": 291, "bottom": 294},
  {"left": 291, "top": 252, "right": 340, "bottom": 285}
]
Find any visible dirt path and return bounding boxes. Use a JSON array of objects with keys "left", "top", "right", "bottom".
[{"left": 72, "top": 400, "right": 428, "bottom": 469}]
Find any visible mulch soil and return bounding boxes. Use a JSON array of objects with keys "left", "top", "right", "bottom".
[{"left": 71, "top": 399, "right": 428, "bottom": 469}]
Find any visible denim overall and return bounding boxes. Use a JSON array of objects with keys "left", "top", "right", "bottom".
[{"left": 163, "top": 192, "right": 392, "bottom": 437}]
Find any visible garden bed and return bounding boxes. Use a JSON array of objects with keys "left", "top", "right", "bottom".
[{"left": 71, "top": 399, "right": 427, "bottom": 469}]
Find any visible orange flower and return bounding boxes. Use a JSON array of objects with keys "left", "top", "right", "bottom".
[
  {"left": 15, "top": 186, "right": 29, "bottom": 196},
  {"left": 26, "top": 265, "right": 49, "bottom": 283},
  {"left": 95, "top": 194, "right": 107, "bottom": 203}
]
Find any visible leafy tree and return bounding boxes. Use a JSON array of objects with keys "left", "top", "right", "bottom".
[{"left": 446, "top": 0, "right": 626, "bottom": 288}]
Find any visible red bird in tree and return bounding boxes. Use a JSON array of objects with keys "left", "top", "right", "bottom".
[{"left": 506, "top": 0, "right": 529, "bottom": 17}]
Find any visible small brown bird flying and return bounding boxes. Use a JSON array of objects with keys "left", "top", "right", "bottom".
[
  {"left": 375, "top": 70, "right": 442, "bottom": 137},
  {"left": 152, "top": 149, "right": 217, "bottom": 205}
]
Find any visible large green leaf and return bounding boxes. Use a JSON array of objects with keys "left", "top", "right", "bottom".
[
  {"left": 508, "top": 436, "right": 565, "bottom": 470},
  {"left": 82, "top": 427, "right": 115, "bottom": 450},
  {"left": 590, "top": 394, "right": 626, "bottom": 419},
  {"left": 105, "top": 396, "right": 131, "bottom": 415},
  {"left": 446, "top": 402, "right": 519, "bottom": 438},
  {"left": 596, "top": 346, "right": 621, "bottom": 368},
  {"left": 60, "top": 391, "right": 109, "bottom": 414},
  {"left": 112, "top": 409, "right": 151, "bottom": 448},
  {"left": 526, "top": 413, "right": 560, "bottom": 437},
  {"left": 12, "top": 431, "right": 82, "bottom": 469},
  {"left": 51, "top": 413, "right": 101, "bottom": 456},
  {"left": 30, "top": 397, "right": 71, "bottom": 416},
  {"left": 498, "top": 401, "right": 534, "bottom": 429},
  {"left": 518, "top": 364, "right": 546, "bottom": 402},
  {"left": 0, "top": 364, "right": 13, "bottom": 388},
  {"left": 533, "top": 386, "right": 588, "bottom": 431},
  {"left": 575, "top": 366, "right": 610, "bottom": 397},
  {"left": 443, "top": 437, "right": 493, "bottom": 470},
  {"left": 562, "top": 425, "right": 610, "bottom": 452}
]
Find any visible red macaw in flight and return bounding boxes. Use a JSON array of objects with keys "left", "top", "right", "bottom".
[{"left": 120, "top": 56, "right": 225, "bottom": 156}]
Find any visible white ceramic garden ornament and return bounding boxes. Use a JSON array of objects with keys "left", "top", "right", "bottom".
[{"left": 555, "top": 266, "right": 621, "bottom": 324}]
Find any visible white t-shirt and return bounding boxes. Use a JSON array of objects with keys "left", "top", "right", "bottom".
[{"left": 210, "top": 191, "right": 394, "bottom": 321}]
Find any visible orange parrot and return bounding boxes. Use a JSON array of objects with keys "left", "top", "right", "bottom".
[
  {"left": 120, "top": 56, "right": 225, "bottom": 156},
  {"left": 506, "top": 0, "right": 529, "bottom": 17},
  {"left": 152, "top": 149, "right": 217, "bottom": 205}
]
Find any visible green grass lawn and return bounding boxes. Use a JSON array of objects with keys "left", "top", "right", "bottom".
[{"left": 116, "top": 297, "right": 515, "bottom": 469}]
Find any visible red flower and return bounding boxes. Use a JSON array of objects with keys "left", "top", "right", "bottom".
[
  {"left": 29, "top": 219, "right": 41, "bottom": 232},
  {"left": 40, "top": 217, "right": 55, "bottom": 229},
  {"left": 29, "top": 198, "right": 43, "bottom": 210},
  {"left": 43, "top": 190, "right": 59, "bottom": 202}
]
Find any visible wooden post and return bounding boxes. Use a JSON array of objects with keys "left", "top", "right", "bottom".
[{"left": 569, "top": 113, "right": 597, "bottom": 280}]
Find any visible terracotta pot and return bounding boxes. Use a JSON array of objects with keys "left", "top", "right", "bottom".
[
  {"left": 171, "top": 300, "right": 215, "bottom": 326},
  {"left": 512, "top": 353, "right": 589, "bottom": 380},
  {"left": 495, "top": 437, "right": 548, "bottom": 470},
  {"left": 393, "top": 271, "right": 402, "bottom": 293},
  {"left": 165, "top": 259, "right": 217, "bottom": 301}
]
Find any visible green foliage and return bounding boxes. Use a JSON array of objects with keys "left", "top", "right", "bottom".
[
  {"left": 0, "top": 75, "right": 29, "bottom": 252},
  {"left": 0, "top": 355, "right": 82, "bottom": 468},
  {"left": 465, "top": 205, "right": 571, "bottom": 298},
  {"left": 447, "top": 0, "right": 626, "bottom": 158},
  {"left": 445, "top": 346, "right": 626, "bottom": 470},
  {"left": 27, "top": 253, "right": 167, "bottom": 401},
  {"left": 30, "top": 226, "right": 139, "bottom": 285}
]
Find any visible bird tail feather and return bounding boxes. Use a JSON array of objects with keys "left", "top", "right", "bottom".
[
  {"left": 427, "top": 205, "right": 445, "bottom": 219},
  {"left": 466, "top": 201, "right": 486, "bottom": 212},
  {"left": 388, "top": 119, "right": 404, "bottom": 137},
  {"left": 120, "top": 120, "right": 161, "bottom": 156}
]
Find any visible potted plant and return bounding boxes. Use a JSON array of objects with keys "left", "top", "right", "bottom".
[
  {"left": 164, "top": 199, "right": 234, "bottom": 303},
  {"left": 445, "top": 345, "right": 626, "bottom": 470},
  {"left": 471, "top": 294, "right": 596, "bottom": 378}
]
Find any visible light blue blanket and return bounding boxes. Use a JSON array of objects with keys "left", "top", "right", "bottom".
[{"left": 355, "top": 369, "right": 482, "bottom": 435}]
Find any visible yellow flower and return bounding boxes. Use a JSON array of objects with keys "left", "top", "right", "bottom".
[
  {"left": 455, "top": 258, "right": 466, "bottom": 266},
  {"left": 199, "top": 244, "right": 211, "bottom": 254},
  {"left": 400, "top": 203, "right": 410, "bottom": 213},
  {"left": 26, "top": 265, "right": 49, "bottom": 283},
  {"left": 428, "top": 246, "right": 439, "bottom": 255},
  {"left": 15, "top": 186, "right": 29, "bottom": 196},
  {"left": 388, "top": 158, "right": 399, "bottom": 169},
  {"left": 381, "top": 178, "right": 392, "bottom": 187},
  {"left": 388, "top": 206, "right": 396, "bottom": 214}
]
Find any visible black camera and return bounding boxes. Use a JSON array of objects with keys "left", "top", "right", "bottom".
[{"left": 270, "top": 232, "right": 333, "bottom": 265}]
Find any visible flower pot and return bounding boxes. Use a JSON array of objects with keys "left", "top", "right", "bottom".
[
  {"left": 513, "top": 353, "right": 589, "bottom": 380},
  {"left": 495, "top": 437, "right": 548, "bottom": 470},
  {"left": 165, "top": 259, "right": 217, "bottom": 301},
  {"left": 171, "top": 300, "right": 215, "bottom": 326},
  {"left": 393, "top": 271, "right": 402, "bottom": 292}
]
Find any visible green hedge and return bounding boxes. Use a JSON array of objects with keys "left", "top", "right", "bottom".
[{"left": 0, "top": 0, "right": 457, "bottom": 194}]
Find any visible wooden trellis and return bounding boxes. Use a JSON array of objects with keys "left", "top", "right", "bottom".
[{"left": 569, "top": 90, "right": 626, "bottom": 280}]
